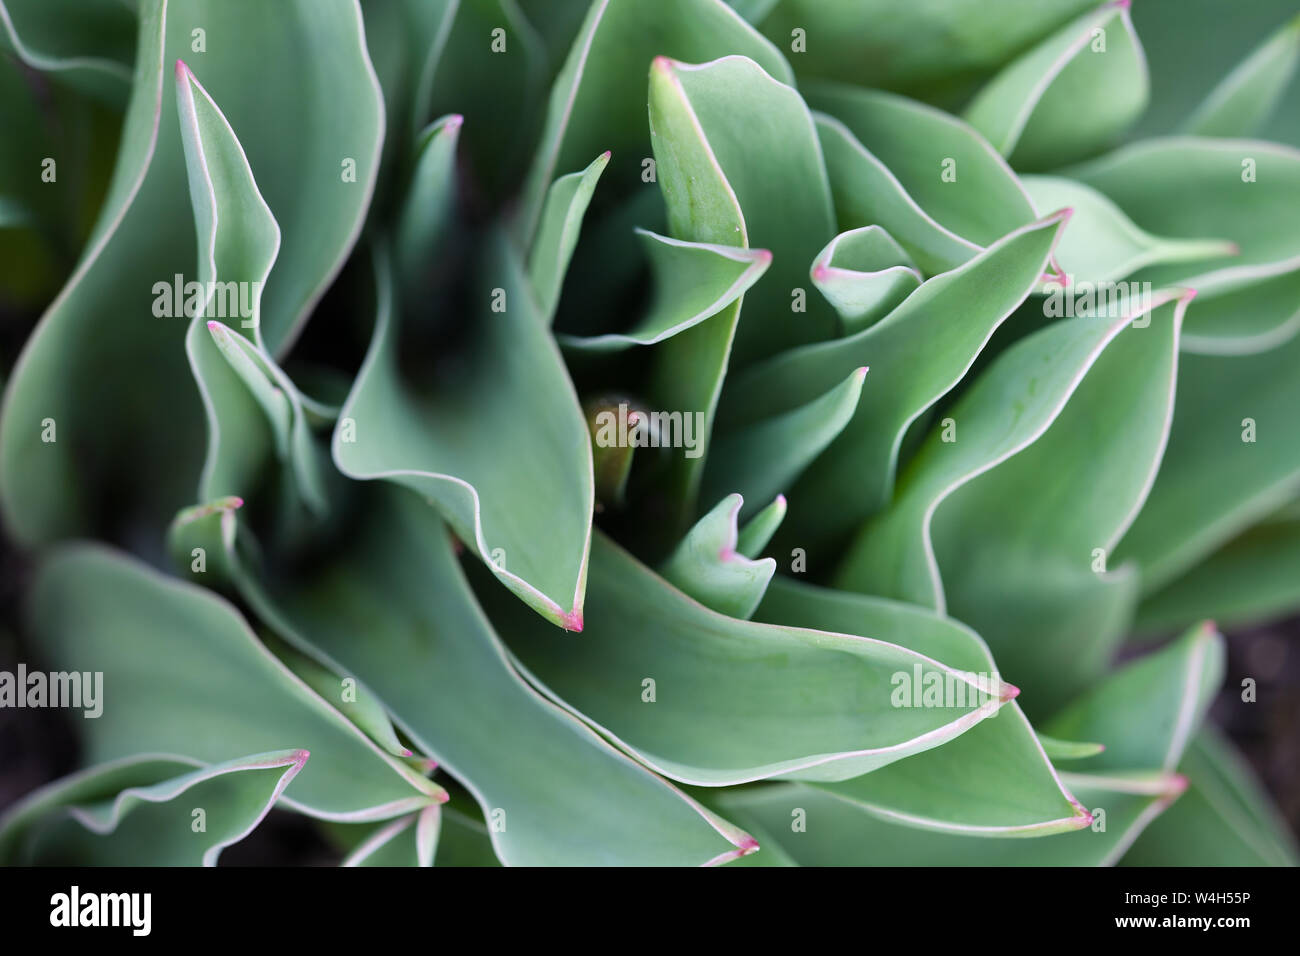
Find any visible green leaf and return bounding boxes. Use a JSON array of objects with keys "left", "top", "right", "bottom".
[
  {"left": 756, "top": 0, "right": 1096, "bottom": 98},
  {"left": 660, "top": 494, "right": 777, "bottom": 618},
  {"left": 963, "top": 1, "right": 1148, "bottom": 169},
  {"left": 225, "top": 485, "right": 758, "bottom": 866},
  {"left": 1183, "top": 13, "right": 1300, "bottom": 138},
  {"left": 836, "top": 293, "right": 1182, "bottom": 613},
  {"left": 1122, "top": 728, "right": 1299, "bottom": 866},
  {"left": 807, "top": 83, "right": 1036, "bottom": 248},
  {"left": 651, "top": 54, "right": 837, "bottom": 366},
  {"left": 528, "top": 150, "right": 610, "bottom": 323},
  {"left": 810, "top": 226, "right": 922, "bottom": 333},
  {"left": 754, "top": 577, "right": 1090, "bottom": 835},
  {"left": 1022, "top": 174, "right": 1235, "bottom": 284},
  {"left": 395, "top": 113, "right": 464, "bottom": 303},
  {"left": 735, "top": 494, "right": 785, "bottom": 558},
  {"left": 702, "top": 366, "right": 866, "bottom": 518},
  {"left": 0, "top": 0, "right": 385, "bottom": 545},
  {"left": 502, "top": 531, "right": 1015, "bottom": 787},
  {"left": 334, "top": 239, "right": 593, "bottom": 630},
  {"left": 1115, "top": 328, "right": 1300, "bottom": 593},
  {"left": 0, "top": 751, "right": 305, "bottom": 866},
  {"left": 1038, "top": 734, "right": 1106, "bottom": 761},
  {"left": 0, "top": 0, "right": 134, "bottom": 99},
  {"left": 1136, "top": 510, "right": 1300, "bottom": 632},
  {"left": 814, "top": 113, "right": 982, "bottom": 276},
  {"left": 720, "top": 213, "right": 1067, "bottom": 565},
  {"left": 339, "top": 804, "right": 440, "bottom": 867},
  {"left": 1044, "top": 623, "right": 1225, "bottom": 772},
  {"left": 28, "top": 544, "right": 445, "bottom": 821},
  {"left": 559, "top": 229, "right": 771, "bottom": 350},
  {"left": 923, "top": 295, "right": 1189, "bottom": 704},
  {"left": 713, "top": 774, "right": 1174, "bottom": 865},
  {"left": 1069, "top": 137, "right": 1300, "bottom": 345},
  {"left": 516, "top": 0, "right": 793, "bottom": 245}
]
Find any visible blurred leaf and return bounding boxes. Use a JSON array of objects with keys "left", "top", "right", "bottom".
[
  {"left": 963, "top": 1, "right": 1147, "bottom": 169},
  {"left": 1183, "top": 13, "right": 1300, "bottom": 138}
]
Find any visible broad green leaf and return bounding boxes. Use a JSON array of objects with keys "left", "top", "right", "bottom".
[
  {"left": 559, "top": 230, "right": 771, "bottom": 350},
  {"left": 28, "top": 544, "right": 445, "bottom": 821},
  {"left": 502, "top": 531, "right": 1014, "bottom": 787},
  {"left": 810, "top": 226, "right": 921, "bottom": 334},
  {"left": 226, "top": 485, "right": 757, "bottom": 866},
  {"left": 714, "top": 775, "right": 1176, "bottom": 865},
  {"left": 926, "top": 295, "right": 1188, "bottom": 704},
  {"left": 516, "top": 0, "right": 792, "bottom": 244},
  {"left": 963, "top": 1, "right": 1148, "bottom": 169},
  {"left": 814, "top": 113, "right": 981, "bottom": 276},
  {"left": 702, "top": 367, "right": 866, "bottom": 519},
  {"left": 0, "top": 751, "right": 304, "bottom": 866},
  {"left": 836, "top": 293, "right": 1181, "bottom": 612},
  {"left": 660, "top": 494, "right": 777, "bottom": 618},
  {"left": 528, "top": 150, "right": 610, "bottom": 323},
  {"left": 1179, "top": 266, "right": 1300, "bottom": 355},
  {"left": 756, "top": 0, "right": 1096, "bottom": 98},
  {"left": 735, "top": 494, "right": 785, "bottom": 558},
  {"left": 652, "top": 55, "right": 837, "bottom": 366},
  {"left": 1022, "top": 174, "right": 1235, "bottom": 284},
  {"left": 1115, "top": 328, "right": 1300, "bottom": 593},
  {"left": 334, "top": 239, "right": 593, "bottom": 630},
  {"left": 1136, "top": 512, "right": 1300, "bottom": 633},
  {"left": 1183, "top": 14, "right": 1300, "bottom": 138},
  {"left": 720, "top": 214, "right": 1067, "bottom": 567},
  {"left": 1044, "top": 623, "right": 1225, "bottom": 772},
  {"left": 0, "top": 0, "right": 384, "bottom": 546},
  {"left": 1070, "top": 137, "right": 1300, "bottom": 346},
  {"left": 754, "top": 577, "right": 1090, "bottom": 835},
  {"left": 807, "top": 83, "right": 1036, "bottom": 248},
  {"left": 1123, "top": 728, "right": 1299, "bottom": 867}
]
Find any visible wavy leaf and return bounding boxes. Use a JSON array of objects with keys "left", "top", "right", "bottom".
[
  {"left": 660, "top": 494, "right": 777, "bottom": 618},
  {"left": 28, "top": 545, "right": 445, "bottom": 820}
]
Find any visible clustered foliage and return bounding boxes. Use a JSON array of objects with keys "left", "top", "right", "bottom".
[{"left": 1, "top": 0, "right": 1298, "bottom": 866}]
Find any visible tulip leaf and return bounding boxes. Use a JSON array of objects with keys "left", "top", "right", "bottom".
[
  {"left": 1115, "top": 328, "right": 1300, "bottom": 593},
  {"left": 225, "top": 485, "right": 758, "bottom": 866},
  {"left": 702, "top": 367, "right": 866, "bottom": 518},
  {"left": 807, "top": 83, "right": 1036, "bottom": 248},
  {"left": 1183, "top": 14, "right": 1300, "bottom": 139},
  {"left": 963, "top": 1, "right": 1148, "bottom": 169},
  {"left": 1022, "top": 174, "right": 1235, "bottom": 284},
  {"left": 811, "top": 226, "right": 922, "bottom": 333},
  {"left": 660, "top": 494, "right": 777, "bottom": 618},
  {"left": 502, "top": 530, "right": 1014, "bottom": 787},
  {"left": 0, "top": 751, "right": 307, "bottom": 866},
  {"left": 735, "top": 494, "right": 786, "bottom": 558},
  {"left": 517, "top": 0, "right": 793, "bottom": 244},
  {"left": 720, "top": 214, "right": 1067, "bottom": 566},
  {"left": 334, "top": 236, "right": 593, "bottom": 630},
  {"left": 28, "top": 544, "right": 446, "bottom": 820},
  {"left": 559, "top": 229, "right": 771, "bottom": 350},
  {"left": 652, "top": 55, "right": 838, "bottom": 366},
  {"left": 528, "top": 150, "right": 610, "bottom": 323}
]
